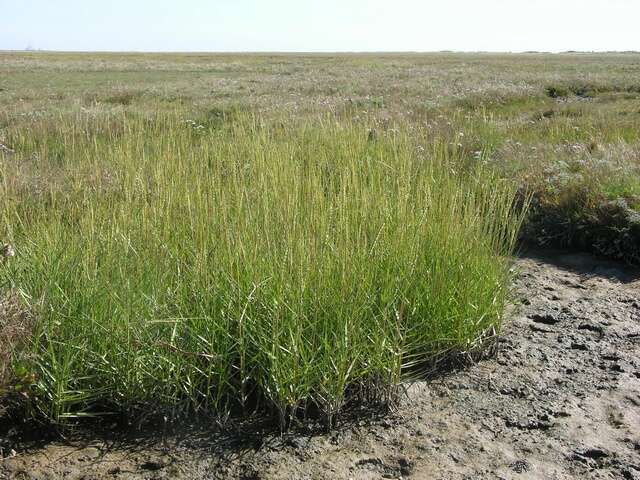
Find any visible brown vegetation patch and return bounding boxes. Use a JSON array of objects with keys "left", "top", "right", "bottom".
[{"left": 0, "top": 292, "right": 32, "bottom": 395}]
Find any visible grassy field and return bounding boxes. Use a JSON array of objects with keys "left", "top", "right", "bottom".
[{"left": 1, "top": 52, "right": 639, "bottom": 427}]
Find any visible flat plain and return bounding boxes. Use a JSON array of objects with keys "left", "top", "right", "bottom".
[{"left": 1, "top": 52, "right": 640, "bottom": 479}]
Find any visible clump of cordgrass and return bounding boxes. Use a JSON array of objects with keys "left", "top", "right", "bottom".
[{"left": 1, "top": 113, "right": 524, "bottom": 429}]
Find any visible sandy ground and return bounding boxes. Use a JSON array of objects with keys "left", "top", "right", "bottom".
[{"left": 1, "top": 250, "right": 639, "bottom": 479}]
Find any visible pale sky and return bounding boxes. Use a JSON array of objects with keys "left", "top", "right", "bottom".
[{"left": 2, "top": 0, "right": 638, "bottom": 53}]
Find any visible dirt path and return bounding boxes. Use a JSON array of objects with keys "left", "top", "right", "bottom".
[{"left": 2, "top": 251, "right": 640, "bottom": 479}]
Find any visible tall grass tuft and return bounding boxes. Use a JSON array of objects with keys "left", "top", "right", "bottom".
[{"left": 0, "top": 112, "right": 524, "bottom": 427}]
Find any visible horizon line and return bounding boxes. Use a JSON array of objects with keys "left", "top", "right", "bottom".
[{"left": 3, "top": 49, "right": 640, "bottom": 55}]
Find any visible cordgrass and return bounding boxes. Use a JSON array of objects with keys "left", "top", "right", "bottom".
[
  {"left": 0, "top": 112, "right": 524, "bottom": 427},
  {"left": 2, "top": 51, "right": 640, "bottom": 428}
]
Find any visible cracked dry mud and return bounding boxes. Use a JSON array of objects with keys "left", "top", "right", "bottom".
[{"left": 1, "top": 250, "right": 639, "bottom": 479}]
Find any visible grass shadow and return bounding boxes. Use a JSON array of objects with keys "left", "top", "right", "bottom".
[{"left": 516, "top": 245, "right": 640, "bottom": 283}]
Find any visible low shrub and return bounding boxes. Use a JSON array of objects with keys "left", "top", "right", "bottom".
[
  {"left": 546, "top": 85, "right": 570, "bottom": 99},
  {"left": 103, "top": 90, "right": 142, "bottom": 106},
  {"left": 521, "top": 191, "right": 640, "bottom": 264},
  {"left": 545, "top": 83, "right": 599, "bottom": 99}
]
